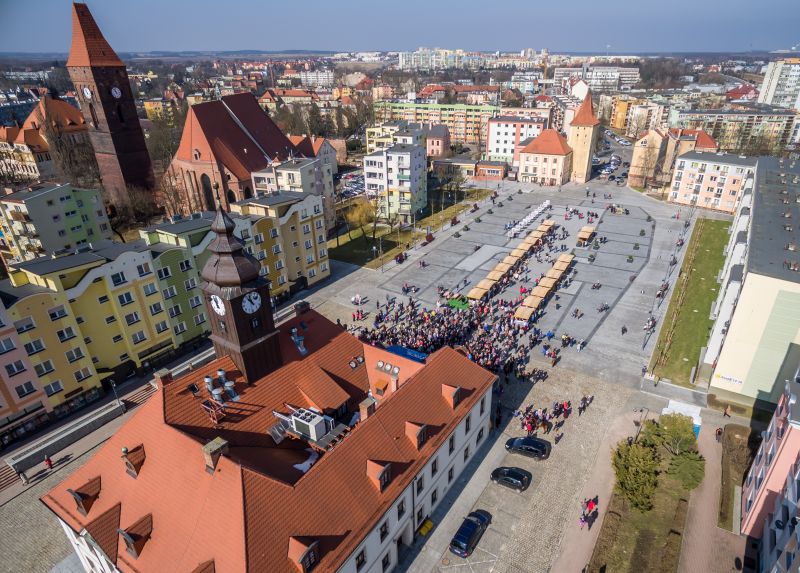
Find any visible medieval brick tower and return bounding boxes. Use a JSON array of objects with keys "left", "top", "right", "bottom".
[
  {"left": 67, "top": 3, "right": 154, "bottom": 206},
  {"left": 568, "top": 91, "right": 601, "bottom": 184}
]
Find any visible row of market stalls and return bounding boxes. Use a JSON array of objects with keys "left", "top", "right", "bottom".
[
  {"left": 513, "top": 252, "right": 575, "bottom": 321},
  {"left": 467, "top": 219, "right": 558, "bottom": 302}
]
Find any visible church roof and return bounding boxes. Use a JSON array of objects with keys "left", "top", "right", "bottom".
[
  {"left": 67, "top": 3, "right": 124, "bottom": 68},
  {"left": 570, "top": 92, "right": 600, "bottom": 127}
]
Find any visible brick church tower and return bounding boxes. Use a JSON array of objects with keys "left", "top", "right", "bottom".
[{"left": 67, "top": 3, "right": 154, "bottom": 206}]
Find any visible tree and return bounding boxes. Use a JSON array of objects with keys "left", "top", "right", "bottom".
[
  {"left": 125, "top": 184, "right": 161, "bottom": 228},
  {"left": 345, "top": 199, "right": 375, "bottom": 242},
  {"left": 640, "top": 414, "right": 698, "bottom": 457},
  {"left": 613, "top": 441, "right": 659, "bottom": 511},
  {"left": 306, "top": 103, "right": 324, "bottom": 137},
  {"left": 667, "top": 451, "right": 705, "bottom": 490},
  {"left": 37, "top": 102, "right": 101, "bottom": 189}
]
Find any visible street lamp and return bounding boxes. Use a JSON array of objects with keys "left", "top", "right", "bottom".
[
  {"left": 633, "top": 407, "right": 650, "bottom": 442},
  {"left": 110, "top": 379, "right": 126, "bottom": 413}
]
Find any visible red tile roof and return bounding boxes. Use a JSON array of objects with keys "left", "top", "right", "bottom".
[
  {"left": 67, "top": 3, "right": 124, "bottom": 68},
  {"left": 520, "top": 129, "right": 572, "bottom": 156},
  {"left": 175, "top": 93, "right": 297, "bottom": 181},
  {"left": 668, "top": 128, "right": 718, "bottom": 151},
  {"left": 288, "top": 135, "right": 328, "bottom": 158},
  {"left": 570, "top": 92, "right": 600, "bottom": 127},
  {"left": 43, "top": 311, "right": 496, "bottom": 573}
]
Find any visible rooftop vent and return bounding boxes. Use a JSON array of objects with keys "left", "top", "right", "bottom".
[
  {"left": 190, "top": 213, "right": 202, "bottom": 220},
  {"left": 121, "top": 445, "right": 146, "bottom": 479},
  {"left": 201, "top": 437, "right": 229, "bottom": 474},
  {"left": 290, "top": 328, "right": 307, "bottom": 355}
]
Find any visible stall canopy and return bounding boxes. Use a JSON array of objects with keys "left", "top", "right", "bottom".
[
  {"left": 486, "top": 270, "right": 505, "bottom": 281},
  {"left": 529, "top": 230, "right": 544, "bottom": 239},
  {"left": 522, "top": 236, "right": 538, "bottom": 246},
  {"left": 467, "top": 287, "right": 488, "bottom": 300},
  {"left": 511, "top": 248, "right": 528, "bottom": 258},
  {"left": 476, "top": 278, "right": 496, "bottom": 291},
  {"left": 514, "top": 306, "right": 536, "bottom": 321},
  {"left": 502, "top": 255, "right": 519, "bottom": 266},
  {"left": 546, "top": 268, "right": 563, "bottom": 280},
  {"left": 543, "top": 219, "right": 556, "bottom": 227},
  {"left": 532, "top": 285, "right": 551, "bottom": 298},
  {"left": 558, "top": 253, "right": 575, "bottom": 264},
  {"left": 522, "top": 295, "right": 543, "bottom": 309},
  {"left": 493, "top": 262, "right": 512, "bottom": 274},
  {"left": 536, "top": 224, "right": 550, "bottom": 233},
  {"left": 577, "top": 226, "right": 596, "bottom": 242},
  {"left": 539, "top": 277, "right": 557, "bottom": 289},
  {"left": 553, "top": 260, "right": 571, "bottom": 271}
]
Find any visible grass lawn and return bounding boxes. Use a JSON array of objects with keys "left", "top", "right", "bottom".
[
  {"left": 649, "top": 218, "right": 730, "bottom": 386},
  {"left": 718, "top": 424, "right": 760, "bottom": 531},
  {"left": 589, "top": 473, "right": 688, "bottom": 573}
]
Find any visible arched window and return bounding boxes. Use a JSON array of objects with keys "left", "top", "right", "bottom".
[
  {"left": 117, "top": 104, "right": 125, "bottom": 124},
  {"left": 243, "top": 186, "right": 253, "bottom": 199},
  {"left": 200, "top": 174, "right": 214, "bottom": 211},
  {"left": 226, "top": 190, "right": 237, "bottom": 205},
  {"left": 88, "top": 103, "right": 99, "bottom": 130}
]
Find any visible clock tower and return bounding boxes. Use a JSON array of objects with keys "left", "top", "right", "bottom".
[
  {"left": 200, "top": 203, "right": 283, "bottom": 382},
  {"left": 67, "top": 3, "right": 154, "bottom": 206}
]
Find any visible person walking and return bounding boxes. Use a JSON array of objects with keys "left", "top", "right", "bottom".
[
  {"left": 621, "top": 325, "right": 628, "bottom": 335},
  {"left": 17, "top": 470, "right": 28, "bottom": 485},
  {"left": 715, "top": 427, "right": 723, "bottom": 442},
  {"left": 44, "top": 455, "right": 53, "bottom": 471},
  {"left": 723, "top": 405, "right": 732, "bottom": 418}
]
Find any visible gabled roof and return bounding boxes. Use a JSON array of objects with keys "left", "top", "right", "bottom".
[
  {"left": 570, "top": 92, "right": 600, "bottom": 127},
  {"left": 67, "top": 3, "right": 124, "bottom": 68},
  {"left": 175, "top": 93, "right": 297, "bottom": 181},
  {"left": 520, "top": 129, "right": 572, "bottom": 156},
  {"left": 288, "top": 135, "right": 328, "bottom": 157},
  {"left": 668, "top": 128, "right": 718, "bottom": 151}
]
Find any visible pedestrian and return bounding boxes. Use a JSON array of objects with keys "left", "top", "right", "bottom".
[
  {"left": 17, "top": 470, "right": 28, "bottom": 485},
  {"left": 641, "top": 365, "right": 647, "bottom": 377},
  {"left": 723, "top": 405, "right": 732, "bottom": 418},
  {"left": 579, "top": 515, "right": 587, "bottom": 529},
  {"left": 715, "top": 427, "right": 723, "bottom": 442},
  {"left": 44, "top": 455, "right": 53, "bottom": 471},
  {"left": 621, "top": 325, "right": 628, "bottom": 335}
]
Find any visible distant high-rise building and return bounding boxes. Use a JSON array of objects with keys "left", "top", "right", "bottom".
[
  {"left": 758, "top": 58, "right": 800, "bottom": 109},
  {"left": 66, "top": 3, "right": 154, "bottom": 205}
]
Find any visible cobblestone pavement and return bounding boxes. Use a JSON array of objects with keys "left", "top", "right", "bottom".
[{"left": 0, "top": 445, "right": 98, "bottom": 573}]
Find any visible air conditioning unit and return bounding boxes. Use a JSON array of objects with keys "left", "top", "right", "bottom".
[{"left": 292, "top": 408, "right": 327, "bottom": 441}]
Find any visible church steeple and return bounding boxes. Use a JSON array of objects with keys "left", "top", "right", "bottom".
[{"left": 201, "top": 203, "right": 261, "bottom": 288}]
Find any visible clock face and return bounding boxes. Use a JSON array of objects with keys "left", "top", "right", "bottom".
[
  {"left": 111, "top": 87, "right": 122, "bottom": 99},
  {"left": 82, "top": 87, "right": 92, "bottom": 99},
  {"left": 209, "top": 295, "right": 226, "bottom": 316},
  {"left": 242, "top": 292, "right": 262, "bottom": 314}
]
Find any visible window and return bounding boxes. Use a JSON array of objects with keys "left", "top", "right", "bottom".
[
  {"left": 24, "top": 339, "right": 45, "bottom": 355},
  {"left": 43, "top": 380, "right": 63, "bottom": 396},
  {"left": 163, "top": 286, "right": 178, "bottom": 299},
  {"left": 15, "top": 381, "right": 35, "bottom": 398},
  {"left": 416, "top": 476, "right": 424, "bottom": 494},
  {"left": 270, "top": 228, "right": 279, "bottom": 238},
  {"left": 137, "top": 263, "right": 152, "bottom": 277},
  {"left": 449, "top": 435, "right": 455, "bottom": 454},
  {"left": 132, "top": 331, "right": 146, "bottom": 344},
  {"left": 143, "top": 283, "right": 157, "bottom": 296},
  {"left": 125, "top": 312, "right": 141, "bottom": 326},
  {"left": 157, "top": 267, "right": 172, "bottom": 280},
  {"left": 111, "top": 272, "right": 127, "bottom": 286},
  {"left": 155, "top": 320, "right": 168, "bottom": 334},
  {"left": 189, "top": 295, "right": 202, "bottom": 308},
  {"left": 65, "top": 348, "right": 84, "bottom": 363},
  {"left": 118, "top": 292, "right": 134, "bottom": 306},
  {"left": 397, "top": 499, "right": 406, "bottom": 519},
  {"left": 194, "top": 313, "right": 206, "bottom": 326},
  {"left": 382, "top": 553, "right": 391, "bottom": 572},
  {"left": 74, "top": 367, "right": 92, "bottom": 382},
  {"left": 379, "top": 521, "right": 389, "bottom": 542},
  {"left": 431, "top": 458, "right": 438, "bottom": 476},
  {"left": 174, "top": 322, "right": 187, "bottom": 335},
  {"left": 464, "top": 446, "right": 470, "bottom": 462},
  {"left": 105, "top": 316, "right": 117, "bottom": 324},
  {"left": 304, "top": 239, "right": 313, "bottom": 250},
  {"left": 416, "top": 507, "right": 424, "bottom": 526},
  {"left": 448, "top": 467, "right": 454, "bottom": 484},
  {"left": 57, "top": 327, "right": 76, "bottom": 342},
  {"left": 0, "top": 338, "right": 15, "bottom": 354},
  {"left": 465, "top": 414, "right": 471, "bottom": 433},
  {"left": 431, "top": 488, "right": 438, "bottom": 505},
  {"left": 35, "top": 360, "right": 55, "bottom": 376},
  {"left": 98, "top": 295, "right": 109, "bottom": 304},
  {"left": 149, "top": 302, "right": 163, "bottom": 315},
  {"left": 169, "top": 305, "right": 182, "bottom": 318},
  {"left": 272, "top": 244, "right": 282, "bottom": 254},
  {"left": 49, "top": 306, "right": 67, "bottom": 321},
  {"left": 480, "top": 396, "right": 486, "bottom": 416},
  {"left": 355, "top": 550, "right": 366, "bottom": 571},
  {"left": 254, "top": 233, "right": 264, "bottom": 244},
  {"left": 184, "top": 278, "right": 197, "bottom": 290},
  {"left": 477, "top": 428, "right": 485, "bottom": 444},
  {"left": 5, "top": 360, "right": 26, "bottom": 377},
  {"left": 112, "top": 334, "right": 123, "bottom": 343},
  {"left": 119, "top": 353, "right": 130, "bottom": 362},
  {"left": 179, "top": 259, "right": 192, "bottom": 272}
]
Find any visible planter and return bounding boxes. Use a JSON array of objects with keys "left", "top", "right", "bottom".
[
  {"left": 634, "top": 243, "right": 640, "bottom": 250},
  {"left": 508, "top": 196, "right": 513, "bottom": 201},
  {"left": 487, "top": 209, "right": 494, "bottom": 215},
  {"left": 498, "top": 202, "right": 504, "bottom": 208},
  {"left": 517, "top": 189, "right": 522, "bottom": 195},
  {"left": 588, "top": 254, "right": 596, "bottom": 262},
  {"left": 639, "top": 229, "right": 646, "bottom": 236},
  {"left": 475, "top": 217, "right": 482, "bottom": 223},
  {"left": 627, "top": 255, "right": 634, "bottom": 262},
  {"left": 454, "top": 232, "right": 461, "bottom": 238},
  {"left": 463, "top": 225, "right": 471, "bottom": 232}
]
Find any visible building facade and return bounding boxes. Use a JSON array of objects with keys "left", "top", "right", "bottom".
[
  {"left": 568, "top": 93, "right": 600, "bottom": 184},
  {"left": 0, "top": 182, "right": 112, "bottom": 268},
  {"left": 667, "top": 151, "right": 756, "bottom": 214},
  {"left": 554, "top": 66, "right": 641, "bottom": 93},
  {"left": 364, "top": 144, "right": 427, "bottom": 223},
  {"left": 373, "top": 101, "right": 500, "bottom": 147},
  {"left": 486, "top": 116, "right": 547, "bottom": 164},
  {"left": 518, "top": 129, "right": 573, "bottom": 185},
  {"left": 758, "top": 59, "right": 800, "bottom": 110}
]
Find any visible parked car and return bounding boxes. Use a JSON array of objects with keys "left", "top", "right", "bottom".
[
  {"left": 449, "top": 510, "right": 492, "bottom": 558},
  {"left": 623, "top": 161, "right": 630, "bottom": 168},
  {"left": 490, "top": 467, "right": 532, "bottom": 492},
  {"left": 505, "top": 436, "right": 551, "bottom": 459},
  {"left": 608, "top": 175, "right": 616, "bottom": 181}
]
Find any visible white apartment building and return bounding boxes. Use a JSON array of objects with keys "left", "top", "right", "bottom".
[
  {"left": 758, "top": 59, "right": 800, "bottom": 110},
  {"left": 364, "top": 144, "right": 427, "bottom": 224},
  {"left": 298, "top": 68, "right": 335, "bottom": 88},
  {"left": 554, "top": 66, "right": 641, "bottom": 93},
  {"left": 486, "top": 116, "right": 547, "bottom": 164}
]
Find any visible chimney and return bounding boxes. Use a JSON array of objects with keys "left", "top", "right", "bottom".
[
  {"left": 201, "top": 437, "right": 229, "bottom": 474},
  {"left": 360, "top": 396, "right": 377, "bottom": 421},
  {"left": 153, "top": 368, "right": 173, "bottom": 388}
]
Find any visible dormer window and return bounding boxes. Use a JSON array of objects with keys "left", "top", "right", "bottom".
[
  {"left": 416, "top": 426, "right": 427, "bottom": 449},
  {"left": 193, "top": 149, "right": 201, "bottom": 160},
  {"left": 118, "top": 514, "right": 152, "bottom": 559},
  {"left": 66, "top": 476, "right": 101, "bottom": 516},
  {"left": 121, "top": 444, "right": 146, "bottom": 478}
]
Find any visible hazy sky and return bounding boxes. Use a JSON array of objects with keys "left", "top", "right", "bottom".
[{"left": 1, "top": 0, "right": 797, "bottom": 54}]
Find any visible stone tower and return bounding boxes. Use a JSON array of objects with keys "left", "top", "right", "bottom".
[
  {"left": 67, "top": 3, "right": 154, "bottom": 206},
  {"left": 200, "top": 203, "right": 283, "bottom": 382},
  {"left": 568, "top": 91, "right": 600, "bottom": 184}
]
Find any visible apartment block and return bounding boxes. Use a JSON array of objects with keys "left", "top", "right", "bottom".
[
  {"left": 0, "top": 182, "right": 112, "bottom": 268},
  {"left": 142, "top": 98, "right": 178, "bottom": 123},
  {"left": 373, "top": 101, "right": 499, "bottom": 146},
  {"left": 364, "top": 144, "right": 427, "bottom": 223},
  {"left": 758, "top": 59, "right": 800, "bottom": 110},
  {"left": 667, "top": 151, "right": 756, "bottom": 214},
  {"left": 554, "top": 66, "right": 640, "bottom": 93},
  {"left": 0, "top": 304, "right": 51, "bottom": 450},
  {"left": 486, "top": 116, "right": 547, "bottom": 164}
]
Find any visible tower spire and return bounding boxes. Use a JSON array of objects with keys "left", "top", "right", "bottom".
[{"left": 67, "top": 3, "right": 124, "bottom": 68}]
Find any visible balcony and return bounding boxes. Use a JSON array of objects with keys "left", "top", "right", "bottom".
[
  {"left": 9, "top": 211, "right": 30, "bottom": 222},
  {"left": 397, "top": 173, "right": 411, "bottom": 181}
]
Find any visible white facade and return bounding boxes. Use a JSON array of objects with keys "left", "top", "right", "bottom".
[
  {"left": 57, "top": 518, "right": 117, "bottom": 573},
  {"left": 758, "top": 59, "right": 800, "bottom": 110},
  {"left": 486, "top": 117, "right": 546, "bottom": 164},
  {"left": 363, "top": 144, "right": 427, "bottom": 223},
  {"left": 554, "top": 66, "right": 640, "bottom": 93},
  {"left": 337, "top": 389, "right": 492, "bottom": 573},
  {"left": 298, "top": 69, "right": 335, "bottom": 88}
]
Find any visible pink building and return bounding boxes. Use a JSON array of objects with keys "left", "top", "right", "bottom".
[
  {"left": 668, "top": 151, "right": 757, "bottom": 214},
  {"left": 420, "top": 124, "right": 451, "bottom": 158},
  {"left": 741, "top": 379, "right": 800, "bottom": 538},
  {"left": 518, "top": 129, "right": 573, "bottom": 186},
  {"left": 0, "top": 305, "right": 51, "bottom": 449},
  {"left": 486, "top": 116, "right": 548, "bottom": 165}
]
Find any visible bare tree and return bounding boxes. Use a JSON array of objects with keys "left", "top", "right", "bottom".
[{"left": 37, "top": 103, "right": 101, "bottom": 190}]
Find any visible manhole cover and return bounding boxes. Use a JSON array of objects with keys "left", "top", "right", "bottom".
[{"left": 441, "top": 558, "right": 451, "bottom": 565}]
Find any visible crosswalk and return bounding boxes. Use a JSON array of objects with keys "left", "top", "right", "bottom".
[{"left": 0, "top": 463, "right": 18, "bottom": 491}]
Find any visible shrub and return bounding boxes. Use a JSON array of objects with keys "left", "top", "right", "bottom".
[
  {"left": 613, "top": 441, "right": 659, "bottom": 511},
  {"left": 463, "top": 225, "right": 470, "bottom": 231},
  {"left": 453, "top": 232, "right": 461, "bottom": 238},
  {"left": 642, "top": 413, "right": 698, "bottom": 456},
  {"left": 640, "top": 229, "right": 646, "bottom": 236},
  {"left": 475, "top": 217, "right": 482, "bottom": 223},
  {"left": 634, "top": 243, "right": 640, "bottom": 250},
  {"left": 627, "top": 255, "right": 634, "bottom": 262},
  {"left": 517, "top": 189, "right": 522, "bottom": 194},
  {"left": 668, "top": 452, "right": 705, "bottom": 490},
  {"left": 487, "top": 209, "right": 494, "bottom": 214}
]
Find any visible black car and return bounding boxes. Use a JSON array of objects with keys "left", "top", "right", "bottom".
[
  {"left": 505, "top": 436, "right": 551, "bottom": 459},
  {"left": 623, "top": 161, "right": 630, "bottom": 167},
  {"left": 490, "top": 467, "right": 532, "bottom": 492},
  {"left": 449, "top": 510, "right": 492, "bottom": 558}
]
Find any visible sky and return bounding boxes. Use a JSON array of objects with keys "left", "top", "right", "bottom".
[{"left": 0, "top": 0, "right": 798, "bottom": 54}]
